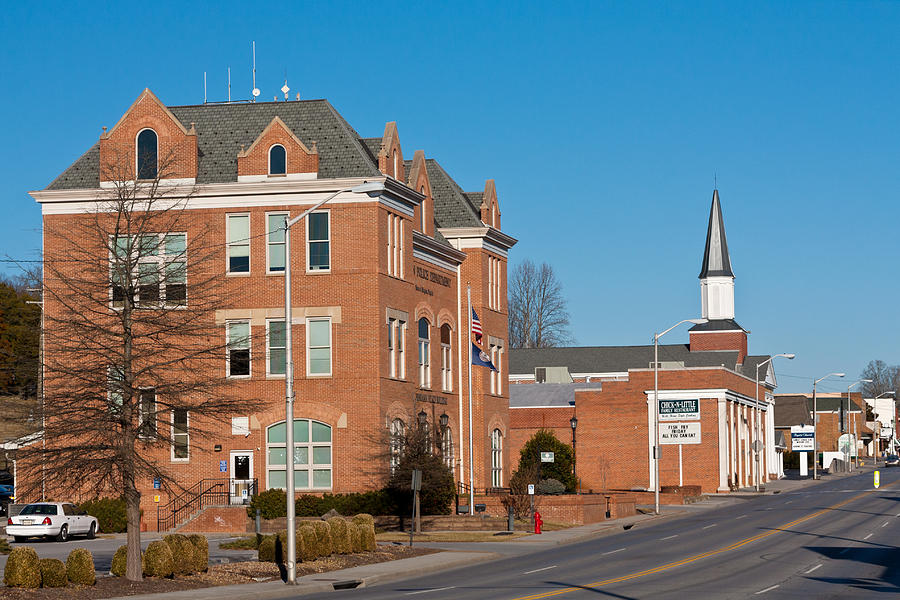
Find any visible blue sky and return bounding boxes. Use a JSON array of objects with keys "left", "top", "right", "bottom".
[{"left": 2, "top": 1, "right": 897, "bottom": 393}]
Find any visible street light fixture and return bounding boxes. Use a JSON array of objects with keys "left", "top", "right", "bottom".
[
  {"left": 846, "top": 379, "right": 871, "bottom": 471},
  {"left": 754, "top": 353, "right": 794, "bottom": 491},
  {"left": 283, "top": 180, "right": 384, "bottom": 585},
  {"left": 653, "top": 318, "right": 707, "bottom": 515},
  {"left": 812, "top": 372, "right": 845, "bottom": 480},
  {"left": 570, "top": 415, "right": 578, "bottom": 487}
]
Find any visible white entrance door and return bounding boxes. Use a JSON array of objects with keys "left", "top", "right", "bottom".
[{"left": 230, "top": 451, "right": 254, "bottom": 504}]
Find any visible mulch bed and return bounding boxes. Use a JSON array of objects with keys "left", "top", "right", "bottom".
[{"left": 2, "top": 545, "right": 436, "bottom": 598}]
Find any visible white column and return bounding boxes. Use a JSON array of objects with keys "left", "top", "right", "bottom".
[
  {"left": 739, "top": 405, "right": 746, "bottom": 487},
  {"left": 717, "top": 398, "right": 729, "bottom": 492},
  {"left": 729, "top": 402, "right": 737, "bottom": 488},
  {"left": 647, "top": 393, "right": 656, "bottom": 491}
]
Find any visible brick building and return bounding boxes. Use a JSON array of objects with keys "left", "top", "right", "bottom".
[
  {"left": 774, "top": 392, "right": 866, "bottom": 460},
  {"left": 509, "top": 190, "right": 783, "bottom": 494},
  {"left": 29, "top": 89, "right": 515, "bottom": 528}
]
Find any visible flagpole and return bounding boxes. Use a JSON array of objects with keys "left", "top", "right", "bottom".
[{"left": 467, "top": 284, "right": 475, "bottom": 516}]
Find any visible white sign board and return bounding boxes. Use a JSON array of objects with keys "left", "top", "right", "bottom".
[
  {"left": 790, "top": 425, "right": 815, "bottom": 452},
  {"left": 658, "top": 399, "right": 700, "bottom": 421},
  {"left": 660, "top": 422, "right": 701, "bottom": 444},
  {"left": 540, "top": 451, "right": 555, "bottom": 463},
  {"left": 527, "top": 484, "right": 535, "bottom": 495}
]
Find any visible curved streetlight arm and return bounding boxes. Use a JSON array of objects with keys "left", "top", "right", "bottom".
[
  {"left": 753, "top": 353, "right": 794, "bottom": 491},
  {"left": 655, "top": 318, "right": 707, "bottom": 341},
  {"left": 875, "top": 391, "right": 896, "bottom": 399}
]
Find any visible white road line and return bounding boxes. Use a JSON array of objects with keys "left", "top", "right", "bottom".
[
  {"left": 702, "top": 524, "right": 717, "bottom": 530},
  {"left": 406, "top": 587, "right": 456, "bottom": 595},
  {"left": 735, "top": 515, "right": 748, "bottom": 520},
  {"left": 883, "top": 521, "right": 890, "bottom": 528},
  {"left": 660, "top": 535, "right": 678, "bottom": 540},
  {"left": 864, "top": 533, "right": 873, "bottom": 540},
  {"left": 601, "top": 548, "right": 626, "bottom": 556},
  {"left": 804, "top": 564, "right": 822, "bottom": 574},
  {"left": 523, "top": 566, "right": 557, "bottom": 575},
  {"left": 755, "top": 585, "right": 780, "bottom": 594}
]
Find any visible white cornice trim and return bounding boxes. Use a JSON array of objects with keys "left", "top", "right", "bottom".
[
  {"left": 439, "top": 225, "right": 518, "bottom": 253},
  {"left": 644, "top": 388, "right": 765, "bottom": 409}
]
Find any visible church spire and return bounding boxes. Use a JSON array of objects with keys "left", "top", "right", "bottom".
[{"left": 699, "top": 189, "right": 734, "bottom": 279}]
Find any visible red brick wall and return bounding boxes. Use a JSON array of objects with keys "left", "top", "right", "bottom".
[
  {"left": 689, "top": 331, "right": 748, "bottom": 363},
  {"left": 472, "top": 493, "right": 636, "bottom": 524},
  {"left": 236, "top": 119, "right": 318, "bottom": 176}
]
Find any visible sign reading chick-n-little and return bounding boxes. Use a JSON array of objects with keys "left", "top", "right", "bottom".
[
  {"left": 658, "top": 399, "right": 700, "bottom": 421},
  {"left": 660, "top": 422, "right": 702, "bottom": 444}
]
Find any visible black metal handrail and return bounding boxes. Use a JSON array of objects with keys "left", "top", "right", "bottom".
[{"left": 156, "top": 478, "right": 257, "bottom": 531}]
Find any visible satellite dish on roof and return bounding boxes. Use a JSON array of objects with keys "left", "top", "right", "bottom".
[{"left": 252, "top": 88, "right": 260, "bottom": 98}]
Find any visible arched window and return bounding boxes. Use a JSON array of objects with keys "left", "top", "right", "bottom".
[
  {"left": 440, "top": 324, "right": 452, "bottom": 392},
  {"left": 442, "top": 426, "right": 454, "bottom": 470},
  {"left": 491, "top": 429, "right": 503, "bottom": 487},
  {"left": 418, "top": 318, "right": 430, "bottom": 389},
  {"left": 390, "top": 418, "right": 405, "bottom": 475},
  {"left": 136, "top": 129, "right": 158, "bottom": 180},
  {"left": 269, "top": 144, "right": 286, "bottom": 175},
  {"left": 266, "top": 419, "right": 332, "bottom": 490}
]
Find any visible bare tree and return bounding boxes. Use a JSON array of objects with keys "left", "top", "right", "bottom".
[
  {"left": 860, "top": 360, "right": 900, "bottom": 399},
  {"left": 19, "top": 147, "right": 257, "bottom": 581},
  {"left": 508, "top": 259, "right": 573, "bottom": 348}
]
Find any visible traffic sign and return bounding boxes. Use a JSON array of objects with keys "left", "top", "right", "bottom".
[{"left": 527, "top": 484, "right": 535, "bottom": 495}]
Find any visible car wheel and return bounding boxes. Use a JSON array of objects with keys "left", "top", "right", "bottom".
[
  {"left": 56, "top": 524, "right": 68, "bottom": 542},
  {"left": 13, "top": 536, "right": 26, "bottom": 543},
  {"left": 87, "top": 522, "right": 96, "bottom": 539}
]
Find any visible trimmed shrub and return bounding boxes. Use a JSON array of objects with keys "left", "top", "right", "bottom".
[
  {"left": 142, "top": 540, "right": 175, "bottom": 578},
  {"left": 78, "top": 497, "right": 125, "bottom": 533},
  {"left": 257, "top": 535, "right": 277, "bottom": 563},
  {"left": 298, "top": 525, "right": 319, "bottom": 561},
  {"left": 274, "top": 529, "right": 307, "bottom": 563},
  {"left": 66, "top": 548, "right": 96, "bottom": 586},
  {"left": 39, "top": 558, "right": 68, "bottom": 588},
  {"left": 311, "top": 520, "right": 334, "bottom": 556},
  {"left": 327, "top": 517, "right": 352, "bottom": 554},
  {"left": 536, "top": 478, "right": 566, "bottom": 495},
  {"left": 110, "top": 545, "right": 128, "bottom": 577},
  {"left": 352, "top": 514, "right": 376, "bottom": 551},
  {"left": 163, "top": 534, "right": 196, "bottom": 575},
  {"left": 4, "top": 546, "right": 41, "bottom": 588},
  {"left": 348, "top": 522, "right": 365, "bottom": 553},
  {"left": 247, "top": 488, "right": 287, "bottom": 519},
  {"left": 187, "top": 535, "right": 209, "bottom": 573}
]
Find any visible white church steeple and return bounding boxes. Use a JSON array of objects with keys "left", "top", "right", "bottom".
[{"left": 699, "top": 189, "right": 735, "bottom": 320}]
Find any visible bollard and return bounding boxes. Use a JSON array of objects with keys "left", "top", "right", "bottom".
[
  {"left": 255, "top": 508, "right": 261, "bottom": 534},
  {"left": 508, "top": 505, "right": 515, "bottom": 532}
]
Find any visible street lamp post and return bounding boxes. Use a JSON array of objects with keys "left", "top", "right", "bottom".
[
  {"left": 812, "top": 372, "right": 845, "bottom": 481},
  {"left": 754, "top": 353, "right": 795, "bottom": 491},
  {"left": 570, "top": 415, "right": 578, "bottom": 490},
  {"left": 846, "top": 379, "right": 871, "bottom": 471},
  {"left": 283, "top": 181, "right": 384, "bottom": 585},
  {"left": 653, "top": 318, "right": 707, "bottom": 515}
]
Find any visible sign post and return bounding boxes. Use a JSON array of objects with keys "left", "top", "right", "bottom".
[
  {"left": 409, "top": 469, "right": 422, "bottom": 546},
  {"left": 791, "top": 425, "right": 815, "bottom": 478}
]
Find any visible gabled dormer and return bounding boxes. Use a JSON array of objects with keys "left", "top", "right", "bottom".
[
  {"left": 236, "top": 116, "right": 318, "bottom": 182},
  {"left": 479, "top": 179, "right": 501, "bottom": 230},
  {"left": 99, "top": 88, "right": 197, "bottom": 184},
  {"left": 407, "top": 150, "right": 433, "bottom": 235},
  {"left": 377, "top": 122, "right": 404, "bottom": 181}
]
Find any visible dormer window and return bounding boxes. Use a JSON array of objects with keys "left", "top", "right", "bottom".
[
  {"left": 269, "top": 145, "right": 286, "bottom": 175},
  {"left": 136, "top": 129, "right": 158, "bottom": 180}
]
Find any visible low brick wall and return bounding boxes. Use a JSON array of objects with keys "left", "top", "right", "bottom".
[
  {"left": 610, "top": 490, "right": 686, "bottom": 505},
  {"left": 177, "top": 506, "right": 249, "bottom": 533},
  {"left": 470, "top": 493, "right": 637, "bottom": 525}
]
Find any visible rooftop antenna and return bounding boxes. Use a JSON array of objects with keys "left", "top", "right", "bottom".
[
  {"left": 203, "top": 71, "right": 207, "bottom": 104},
  {"left": 227, "top": 67, "right": 231, "bottom": 102},
  {"left": 251, "top": 41, "right": 260, "bottom": 102},
  {"left": 714, "top": 172, "right": 717, "bottom": 190},
  {"left": 281, "top": 79, "right": 290, "bottom": 101}
]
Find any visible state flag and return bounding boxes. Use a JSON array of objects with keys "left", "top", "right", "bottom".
[{"left": 471, "top": 342, "right": 498, "bottom": 371}]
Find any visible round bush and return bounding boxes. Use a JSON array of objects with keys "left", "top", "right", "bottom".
[
  {"left": 257, "top": 535, "right": 277, "bottom": 563},
  {"left": 110, "top": 545, "right": 128, "bottom": 577},
  {"left": 247, "top": 488, "right": 288, "bottom": 519},
  {"left": 187, "top": 535, "right": 209, "bottom": 573},
  {"left": 78, "top": 498, "right": 125, "bottom": 533},
  {"left": 537, "top": 478, "right": 566, "bottom": 495},
  {"left": 352, "top": 514, "right": 376, "bottom": 551},
  {"left": 312, "top": 520, "right": 334, "bottom": 557},
  {"left": 3, "top": 546, "right": 41, "bottom": 588},
  {"left": 327, "top": 517, "right": 352, "bottom": 554},
  {"left": 142, "top": 540, "right": 174, "bottom": 578},
  {"left": 66, "top": 548, "right": 96, "bottom": 586},
  {"left": 298, "top": 525, "right": 319, "bottom": 561},
  {"left": 39, "top": 558, "right": 68, "bottom": 588},
  {"left": 275, "top": 530, "right": 306, "bottom": 563},
  {"left": 163, "top": 534, "right": 196, "bottom": 575}
]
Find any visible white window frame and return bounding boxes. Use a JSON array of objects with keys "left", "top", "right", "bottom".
[
  {"left": 491, "top": 429, "right": 503, "bottom": 487},
  {"left": 171, "top": 409, "right": 190, "bottom": 462},
  {"left": 442, "top": 426, "right": 454, "bottom": 469},
  {"left": 110, "top": 233, "right": 187, "bottom": 309},
  {"left": 418, "top": 318, "right": 430, "bottom": 389},
  {"left": 266, "top": 419, "right": 332, "bottom": 490},
  {"left": 387, "top": 213, "right": 404, "bottom": 279},
  {"left": 138, "top": 388, "right": 157, "bottom": 440},
  {"left": 441, "top": 325, "right": 452, "bottom": 392},
  {"left": 390, "top": 418, "right": 405, "bottom": 475},
  {"left": 490, "top": 343, "right": 503, "bottom": 395},
  {"left": 226, "top": 213, "right": 251, "bottom": 275},
  {"left": 306, "top": 210, "right": 331, "bottom": 273},
  {"left": 226, "top": 320, "right": 251, "bottom": 379},
  {"left": 266, "top": 212, "right": 288, "bottom": 274},
  {"left": 306, "top": 317, "right": 332, "bottom": 377},
  {"left": 268, "top": 143, "right": 286, "bottom": 176},
  {"left": 266, "top": 318, "right": 286, "bottom": 378}
]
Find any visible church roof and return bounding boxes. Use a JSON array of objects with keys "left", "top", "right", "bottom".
[{"left": 699, "top": 189, "right": 734, "bottom": 279}]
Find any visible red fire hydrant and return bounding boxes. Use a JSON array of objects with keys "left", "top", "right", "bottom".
[{"left": 534, "top": 511, "right": 543, "bottom": 534}]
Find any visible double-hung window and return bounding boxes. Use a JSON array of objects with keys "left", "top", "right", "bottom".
[
  {"left": 388, "top": 317, "right": 407, "bottom": 379},
  {"left": 390, "top": 418, "right": 405, "bottom": 475},
  {"left": 112, "top": 233, "right": 186, "bottom": 308},
  {"left": 108, "top": 366, "right": 124, "bottom": 414},
  {"left": 488, "top": 257, "right": 501, "bottom": 311},
  {"left": 227, "top": 321, "right": 251, "bottom": 377},
  {"left": 227, "top": 214, "right": 250, "bottom": 273},
  {"left": 387, "top": 213, "right": 403, "bottom": 278},
  {"left": 442, "top": 426, "right": 454, "bottom": 470},
  {"left": 440, "top": 324, "right": 452, "bottom": 392},
  {"left": 307, "top": 318, "right": 331, "bottom": 376},
  {"left": 139, "top": 389, "right": 156, "bottom": 439},
  {"left": 172, "top": 410, "right": 189, "bottom": 461},
  {"left": 490, "top": 341, "right": 503, "bottom": 395},
  {"left": 418, "top": 318, "right": 430, "bottom": 389},
  {"left": 267, "top": 319, "right": 286, "bottom": 376},
  {"left": 491, "top": 429, "right": 503, "bottom": 487},
  {"left": 267, "top": 213, "right": 287, "bottom": 273},
  {"left": 307, "top": 212, "right": 330, "bottom": 272}
]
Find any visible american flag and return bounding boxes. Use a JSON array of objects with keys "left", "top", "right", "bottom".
[{"left": 471, "top": 308, "right": 483, "bottom": 344}]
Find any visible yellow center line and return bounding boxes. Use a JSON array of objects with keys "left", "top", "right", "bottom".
[{"left": 510, "top": 482, "right": 894, "bottom": 600}]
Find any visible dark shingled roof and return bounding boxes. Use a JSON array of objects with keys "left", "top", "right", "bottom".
[
  {"left": 425, "top": 159, "right": 482, "bottom": 228},
  {"left": 773, "top": 395, "right": 812, "bottom": 427},
  {"left": 46, "top": 143, "right": 101, "bottom": 190},
  {"left": 509, "top": 344, "right": 741, "bottom": 375},
  {"left": 509, "top": 382, "right": 603, "bottom": 408},
  {"left": 689, "top": 318, "right": 746, "bottom": 332},
  {"left": 740, "top": 355, "right": 773, "bottom": 382},
  {"left": 465, "top": 191, "right": 484, "bottom": 208},
  {"left": 361, "top": 137, "right": 383, "bottom": 163},
  {"left": 812, "top": 396, "right": 863, "bottom": 413},
  {"left": 699, "top": 189, "right": 734, "bottom": 278}
]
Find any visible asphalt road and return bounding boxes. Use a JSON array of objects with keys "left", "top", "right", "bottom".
[{"left": 313, "top": 469, "right": 900, "bottom": 599}]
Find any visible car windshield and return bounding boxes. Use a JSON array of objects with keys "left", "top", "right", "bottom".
[{"left": 20, "top": 504, "right": 58, "bottom": 515}]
